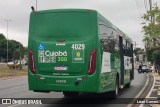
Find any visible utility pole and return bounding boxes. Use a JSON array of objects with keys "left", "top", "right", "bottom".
[
  {"left": 19, "top": 44, "right": 21, "bottom": 65},
  {"left": 149, "top": 0, "right": 157, "bottom": 73},
  {"left": 4, "top": 19, "right": 12, "bottom": 63},
  {"left": 133, "top": 41, "right": 139, "bottom": 67},
  {"left": 149, "top": 0, "right": 152, "bottom": 22},
  {"left": 36, "top": 0, "right": 37, "bottom": 11},
  {"left": 133, "top": 41, "right": 139, "bottom": 50}
]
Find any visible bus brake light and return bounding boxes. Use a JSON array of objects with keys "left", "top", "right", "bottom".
[
  {"left": 88, "top": 49, "right": 96, "bottom": 75},
  {"left": 29, "top": 50, "right": 36, "bottom": 74}
]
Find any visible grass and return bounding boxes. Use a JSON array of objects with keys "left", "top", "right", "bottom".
[{"left": 0, "top": 64, "right": 27, "bottom": 79}]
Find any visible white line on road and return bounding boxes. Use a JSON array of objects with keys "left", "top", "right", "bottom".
[
  {"left": 135, "top": 74, "right": 149, "bottom": 98},
  {"left": 139, "top": 73, "right": 156, "bottom": 107},
  {"left": 127, "top": 74, "right": 149, "bottom": 107},
  {"left": 10, "top": 85, "right": 28, "bottom": 90},
  {"left": 8, "top": 104, "right": 20, "bottom": 107},
  {"left": 0, "top": 76, "right": 27, "bottom": 81}
]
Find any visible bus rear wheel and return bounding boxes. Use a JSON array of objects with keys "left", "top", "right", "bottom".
[
  {"left": 63, "top": 91, "right": 79, "bottom": 98},
  {"left": 111, "top": 77, "right": 119, "bottom": 98}
]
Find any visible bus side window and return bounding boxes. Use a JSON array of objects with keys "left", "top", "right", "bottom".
[
  {"left": 126, "top": 41, "right": 129, "bottom": 56},
  {"left": 129, "top": 42, "right": 132, "bottom": 57},
  {"left": 115, "top": 34, "right": 119, "bottom": 52},
  {"left": 123, "top": 39, "right": 126, "bottom": 55},
  {"left": 98, "top": 19, "right": 119, "bottom": 53},
  {"left": 99, "top": 19, "right": 110, "bottom": 52},
  {"left": 126, "top": 41, "right": 131, "bottom": 57}
]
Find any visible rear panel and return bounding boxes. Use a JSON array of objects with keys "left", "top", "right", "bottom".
[{"left": 28, "top": 9, "right": 100, "bottom": 92}]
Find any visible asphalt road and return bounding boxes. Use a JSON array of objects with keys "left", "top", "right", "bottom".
[{"left": 0, "top": 70, "right": 148, "bottom": 107}]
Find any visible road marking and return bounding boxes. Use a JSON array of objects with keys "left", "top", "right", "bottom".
[
  {"left": 146, "top": 73, "right": 155, "bottom": 98},
  {"left": 8, "top": 104, "right": 20, "bottom": 107},
  {"left": 11, "top": 85, "right": 27, "bottom": 90},
  {"left": 135, "top": 74, "right": 149, "bottom": 98},
  {"left": 0, "top": 76, "right": 27, "bottom": 81},
  {"left": 127, "top": 74, "right": 149, "bottom": 107},
  {"left": 139, "top": 73, "right": 155, "bottom": 107}
]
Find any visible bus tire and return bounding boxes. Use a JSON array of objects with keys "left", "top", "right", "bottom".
[
  {"left": 111, "top": 77, "right": 119, "bottom": 98},
  {"left": 63, "top": 91, "right": 79, "bottom": 98}
]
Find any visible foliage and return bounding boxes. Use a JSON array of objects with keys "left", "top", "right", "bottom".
[
  {"left": 146, "top": 48, "right": 153, "bottom": 62},
  {"left": 142, "top": 4, "right": 160, "bottom": 64},
  {"left": 152, "top": 48, "right": 160, "bottom": 65},
  {"left": 134, "top": 48, "right": 144, "bottom": 62},
  {"left": 142, "top": 6, "right": 160, "bottom": 39},
  {"left": 0, "top": 33, "right": 6, "bottom": 40},
  {"left": 134, "top": 48, "right": 141, "bottom": 55},
  {"left": 0, "top": 33, "right": 27, "bottom": 62}
]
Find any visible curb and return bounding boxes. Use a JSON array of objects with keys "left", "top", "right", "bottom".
[
  {"left": 139, "top": 73, "right": 155, "bottom": 107},
  {"left": 127, "top": 73, "right": 154, "bottom": 107},
  {"left": 149, "top": 73, "right": 160, "bottom": 107},
  {"left": 127, "top": 74, "right": 149, "bottom": 107},
  {"left": 139, "top": 72, "right": 160, "bottom": 107},
  {"left": 146, "top": 73, "right": 156, "bottom": 98}
]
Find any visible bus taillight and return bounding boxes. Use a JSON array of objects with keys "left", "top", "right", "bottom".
[
  {"left": 88, "top": 49, "right": 96, "bottom": 75},
  {"left": 29, "top": 50, "right": 36, "bottom": 74}
]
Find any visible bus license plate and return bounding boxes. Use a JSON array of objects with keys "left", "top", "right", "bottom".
[{"left": 54, "top": 66, "right": 68, "bottom": 70}]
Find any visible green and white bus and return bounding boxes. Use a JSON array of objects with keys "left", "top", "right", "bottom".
[{"left": 28, "top": 9, "right": 134, "bottom": 98}]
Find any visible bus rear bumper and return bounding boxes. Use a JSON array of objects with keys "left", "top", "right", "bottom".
[{"left": 28, "top": 73, "right": 98, "bottom": 93}]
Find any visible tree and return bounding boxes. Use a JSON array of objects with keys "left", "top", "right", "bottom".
[
  {"left": 0, "top": 39, "right": 7, "bottom": 61},
  {"left": 0, "top": 33, "right": 27, "bottom": 62},
  {"left": 142, "top": 4, "right": 160, "bottom": 65},
  {"left": 134, "top": 48, "right": 141, "bottom": 55},
  {"left": 134, "top": 48, "right": 144, "bottom": 62},
  {"left": 0, "top": 33, "right": 6, "bottom": 40},
  {"left": 12, "top": 43, "right": 24, "bottom": 60},
  {"left": 142, "top": 5, "right": 160, "bottom": 47},
  {"left": 152, "top": 49, "right": 160, "bottom": 65}
]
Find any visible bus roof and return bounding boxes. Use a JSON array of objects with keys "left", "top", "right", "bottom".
[{"left": 34, "top": 8, "right": 97, "bottom": 14}]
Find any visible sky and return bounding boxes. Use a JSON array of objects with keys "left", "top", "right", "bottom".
[{"left": 0, "top": 0, "right": 160, "bottom": 48}]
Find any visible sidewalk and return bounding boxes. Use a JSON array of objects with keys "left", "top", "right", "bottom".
[{"left": 143, "top": 72, "right": 160, "bottom": 107}]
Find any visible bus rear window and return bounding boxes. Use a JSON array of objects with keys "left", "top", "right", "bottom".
[{"left": 35, "top": 12, "right": 91, "bottom": 38}]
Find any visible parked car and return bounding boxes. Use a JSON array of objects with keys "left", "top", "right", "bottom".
[
  {"left": 138, "top": 65, "right": 149, "bottom": 73},
  {"left": 141, "top": 65, "right": 149, "bottom": 73}
]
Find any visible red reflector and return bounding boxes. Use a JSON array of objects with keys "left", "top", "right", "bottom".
[
  {"left": 57, "top": 39, "right": 65, "bottom": 42},
  {"left": 36, "top": 76, "right": 40, "bottom": 80},
  {"left": 88, "top": 49, "right": 96, "bottom": 75},
  {"left": 29, "top": 50, "right": 36, "bottom": 74},
  {"left": 82, "top": 78, "right": 86, "bottom": 80}
]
